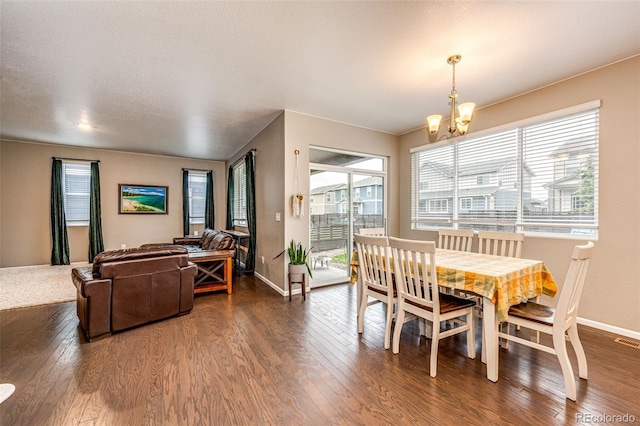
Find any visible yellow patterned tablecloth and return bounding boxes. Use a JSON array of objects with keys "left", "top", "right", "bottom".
[{"left": 351, "top": 249, "right": 557, "bottom": 322}]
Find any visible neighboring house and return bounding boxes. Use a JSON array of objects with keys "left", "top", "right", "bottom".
[
  {"left": 309, "top": 183, "right": 342, "bottom": 215},
  {"left": 417, "top": 157, "right": 533, "bottom": 217},
  {"left": 544, "top": 137, "right": 596, "bottom": 213},
  {"left": 335, "top": 176, "right": 384, "bottom": 215},
  {"left": 311, "top": 177, "right": 384, "bottom": 216}
]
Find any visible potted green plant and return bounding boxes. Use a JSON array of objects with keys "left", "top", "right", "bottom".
[{"left": 280, "top": 239, "right": 313, "bottom": 282}]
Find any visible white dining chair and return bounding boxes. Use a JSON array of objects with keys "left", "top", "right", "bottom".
[
  {"left": 389, "top": 237, "right": 476, "bottom": 377},
  {"left": 354, "top": 234, "right": 394, "bottom": 349},
  {"left": 477, "top": 231, "right": 524, "bottom": 258},
  {"left": 437, "top": 228, "right": 474, "bottom": 252},
  {"left": 356, "top": 227, "right": 385, "bottom": 236},
  {"left": 498, "top": 241, "right": 594, "bottom": 401}
]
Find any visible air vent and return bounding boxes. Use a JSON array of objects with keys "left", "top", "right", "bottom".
[{"left": 614, "top": 337, "right": 640, "bottom": 349}]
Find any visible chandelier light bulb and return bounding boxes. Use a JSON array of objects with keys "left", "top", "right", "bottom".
[
  {"left": 457, "top": 102, "right": 475, "bottom": 125},
  {"left": 427, "top": 115, "right": 442, "bottom": 134}
]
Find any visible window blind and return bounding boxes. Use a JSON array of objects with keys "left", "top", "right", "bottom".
[
  {"left": 411, "top": 104, "right": 599, "bottom": 237},
  {"left": 188, "top": 172, "right": 207, "bottom": 224},
  {"left": 62, "top": 162, "right": 91, "bottom": 224},
  {"left": 232, "top": 162, "right": 247, "bottom": 226}
]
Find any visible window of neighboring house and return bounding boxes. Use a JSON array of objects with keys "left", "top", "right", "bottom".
[
  {"left": 428, "top": 199, "right": 448, "bottom": 213},
  {"left": 355, "top": 188, "right": 360, "bottom": 198},
  {"left": 411, "top": 101, "right": 599, "bottom": 237},
  {"left": 188, "top": 172, "right": 207, "bottom": 224},
  {"left": 366, "top": 187, "right": 372, "bottom": 197},
  {"left": 232, "top": 162, "right": 247, "bottom": 226},
  {"left": 460, "top": 198, "right": 472, "bottom": 210},
  {"left": 326, "top": 193, "right": 331, "bottom": 202},
  {"left": 420, "top": 181, "right": 429, "bottom": 191},
  {"left": 62, "top": 162, "right": 91, "bottom": 226},
  {"left": 477, "top": 175, "right": 490, "bottom": 185}
]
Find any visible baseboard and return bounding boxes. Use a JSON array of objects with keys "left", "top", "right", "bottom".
[
  {"left": 577, "top": 317, "right": 640, "bottom": 340},
  {"left": 254, "top": 273, "right": 640, "bottom": 340},
  {"left": 254, "top": 272, "right": 307, "bottom": 298}
]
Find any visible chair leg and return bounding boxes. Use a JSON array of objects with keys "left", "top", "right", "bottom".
[
  {"left": 392, "top": 304, "right": 405, "bottom": 354},
  {"left": 384, "top": 301, "right": 394, "bottom": 350},
  {"left": 567, "top": 325, "right": 588, "bottom": 380},
  {"left": 466, "top": 312, "right": 476, "bottom": 359},
  {"left": 358, "top": 292, "right": 367, "bottom": 334},
  {"left": 553, "top": 330, "right": 577, "bottom": 401},
  {"left": 429, "top": 326, "right": 440, "bottom": 377}
]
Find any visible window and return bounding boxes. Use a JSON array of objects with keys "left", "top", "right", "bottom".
[
  {"left": 232, "top": 162, "right": 247, "bottom": 226},
  {"left": 429, "top": 199, "right": 448, "bottom": 213},
  {"left": 366, "top": 187, "right": 372, "bottom": 197},
  {"left": 62, "top": 162, "right": 91, "bottom": 225},
  {"left": 325, "top": 193, "right": 331, "bottom": 202},
  {"left": 411, "top": 102, "right": 599, "bottom": 237},
  {"left": 477, "top": 175, "right": 490, "bottom": 185},
  {"left": 187, "top": 172, "right": 207, "bottom": 224},
  {"left": 460, "top": 198, "right": 472, "bottom": 210}
]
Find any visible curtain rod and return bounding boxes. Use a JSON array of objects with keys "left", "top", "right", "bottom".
[
  {"left": 182, "top": 168, "right": 212, "bottom": 173},
  {"left": 230, "top": 148, "right": 256, "bottom": 168},
  {"left": 52, "top": 157, "right": 100, "bottom": 163}
]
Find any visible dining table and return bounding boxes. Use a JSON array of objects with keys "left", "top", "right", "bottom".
[{"left": 350, "top": 248, "right": 558, "bottom": 382}]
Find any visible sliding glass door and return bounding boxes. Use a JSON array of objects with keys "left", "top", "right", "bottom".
[{"left": 309, "top": 148, "right": 386, "bottom": 288}]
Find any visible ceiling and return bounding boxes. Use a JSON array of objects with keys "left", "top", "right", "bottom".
[{"left": 1, "top": 2, "right": 639, "bottom": 161}]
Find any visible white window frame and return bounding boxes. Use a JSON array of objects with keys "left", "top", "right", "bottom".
[
  {"left": 460, "top": 197, "right": 472, "bottom": 210},
  {"left": 62, "top": 162, "right": 91, "bottom": 226},
  {"left": 410, "top": 100, "right": 600, "bottom": 239},
  {"left": 429, "top": 199, "right": 448, "bottom": 213}
]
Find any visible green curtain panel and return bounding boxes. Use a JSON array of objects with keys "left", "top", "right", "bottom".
[
  {"left": 244, "top": 152, "right": 256, "bottom": 272},
  {"left": 50, "top": 159, "right": 70, "bottom": 265},
  {"left": 226, "top": 166, "right": 234, "bottom": 230},
  {"left": 182, "top": 169, "right": 190, "bottom": 236},
  {"left": 205, "top": 171, "right": 215, "bottom": 229},
  {"left": 88, "top": 162, "right": 104, "bottom": 262}
]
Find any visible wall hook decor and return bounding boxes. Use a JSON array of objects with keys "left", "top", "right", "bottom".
[{"left": 292, "top": 149, "right": 304, "bottom": 218}]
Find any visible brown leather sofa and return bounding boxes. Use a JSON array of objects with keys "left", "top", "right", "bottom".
[
  {"left": 71, "top": 245, "right": 197, "bottom": 341},
  {"left": 172, "top": 228, "right": 236, "bottom": 252}
]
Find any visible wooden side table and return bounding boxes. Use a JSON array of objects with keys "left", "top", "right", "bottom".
[
  {"left": 288, "top": 273, "right": 306, "bottom": 301},
  {"left": 188, "top": 250, "right": 235, "bottom": 294}
]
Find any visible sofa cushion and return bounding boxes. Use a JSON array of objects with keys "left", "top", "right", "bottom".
[
  {"left": 92, "top": 245, "right": 188, "bottom": 276},
  {"left": 204, "top": 232, "right": 235, "bottom": 250}
]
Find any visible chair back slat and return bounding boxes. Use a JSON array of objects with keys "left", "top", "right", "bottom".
[
  {"left": 555, "top": 241, "right": 594, "bottom": 326},
  {"left": 477, "top": 231, "right": 524, "bottom": 258},
  {"left": 389, "top": 237, "right": 438, "bottom": 312},
  {"left": 354, "top": 234, "right": 391, "bottom": 294},
  {"left": 437, "top": 228, "right": 474, "bottom": 252}
]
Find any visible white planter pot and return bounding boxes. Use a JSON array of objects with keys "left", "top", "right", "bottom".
[{"left": 288, "top": 264, "right": 307, "bottom": 284}]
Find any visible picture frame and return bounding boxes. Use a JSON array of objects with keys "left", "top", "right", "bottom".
[{"left": 118, "top": 184, "right": 168, "bottom": 214}]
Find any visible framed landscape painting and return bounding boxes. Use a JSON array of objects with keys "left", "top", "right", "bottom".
[{"left": 118, "top": 184, "right": 168, "bottom": 214}]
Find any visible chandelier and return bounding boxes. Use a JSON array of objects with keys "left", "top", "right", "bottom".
[{"left": 427, "top": 55, "right": 475, "bottom": 136}]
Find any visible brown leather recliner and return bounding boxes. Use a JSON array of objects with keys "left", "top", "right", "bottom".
[{"left": 72, "top": 245, "right": 197, "bottom": 341}]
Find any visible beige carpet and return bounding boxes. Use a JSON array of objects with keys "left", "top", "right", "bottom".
[{"left": 0, "top": 263, "right": 88, "bottom": 310}]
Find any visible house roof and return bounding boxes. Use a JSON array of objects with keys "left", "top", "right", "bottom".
[{"left": 421, "top": 157, "right": 534, "bottom": 177}]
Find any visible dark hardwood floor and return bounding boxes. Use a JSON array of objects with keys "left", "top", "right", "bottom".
[{"left": 1, "top": 275, "right": 638, "bottom": 425}]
